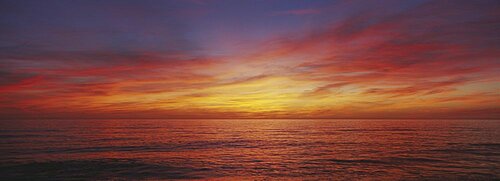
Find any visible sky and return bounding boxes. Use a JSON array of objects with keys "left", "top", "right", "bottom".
[{"left": 0, "top": 0, "right": 499, "bottom": 119}]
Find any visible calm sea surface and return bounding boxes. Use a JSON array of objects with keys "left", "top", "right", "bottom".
[{"left": 0, "top": 119, "right": 499, "bottom": 180}]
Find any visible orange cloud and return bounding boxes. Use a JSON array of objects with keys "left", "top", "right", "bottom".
[{"left": 0, "top": 0, "right": 499, "bottom": 119}]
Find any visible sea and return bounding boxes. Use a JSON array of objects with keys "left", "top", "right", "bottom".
[{"left": 0, "top": 119, "right": 499, "bottom": 180}]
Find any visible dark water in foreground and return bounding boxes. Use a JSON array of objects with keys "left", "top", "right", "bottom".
[{"left": 0, "top": 119, "right": 499, "bottom": 180}]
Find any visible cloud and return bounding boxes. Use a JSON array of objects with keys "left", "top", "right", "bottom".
[
  {"left": 0, "top": 75, "right": 45, "bottom": 93},
  {"left": 0, "top": 0, "right": 499, "bottom": 119}
]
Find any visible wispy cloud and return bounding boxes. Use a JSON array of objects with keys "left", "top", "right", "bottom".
[{"left": 0, "top": 0, "right": 499, "bottom": 119}]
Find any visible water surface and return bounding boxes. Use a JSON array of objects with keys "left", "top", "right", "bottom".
[{"left": 1, "top": 119, "right": 499, "bottom": 180}]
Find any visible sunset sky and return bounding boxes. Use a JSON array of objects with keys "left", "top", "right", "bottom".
[{"left": 0, "top": 0, "right": 499, "bottom": 119}]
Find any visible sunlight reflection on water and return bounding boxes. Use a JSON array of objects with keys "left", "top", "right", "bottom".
[{"left": 1, "top": 119, "right": 499, "bottom": 180}]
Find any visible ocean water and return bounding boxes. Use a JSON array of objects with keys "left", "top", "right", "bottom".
[{"left": 0, "top": 119, "right": 499, "bottom": 180}]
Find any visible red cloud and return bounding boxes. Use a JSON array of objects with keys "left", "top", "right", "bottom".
[
  {"left": 1, "top": 0, "right": 499, "bottom": 119},
  {"left": 0, "top": 76, "right": 45, "bottom": 93}
]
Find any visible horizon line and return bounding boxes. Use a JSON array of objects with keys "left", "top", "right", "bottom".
[{"left": 1, "top": 117, "right": 498, "bottom": 120}]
